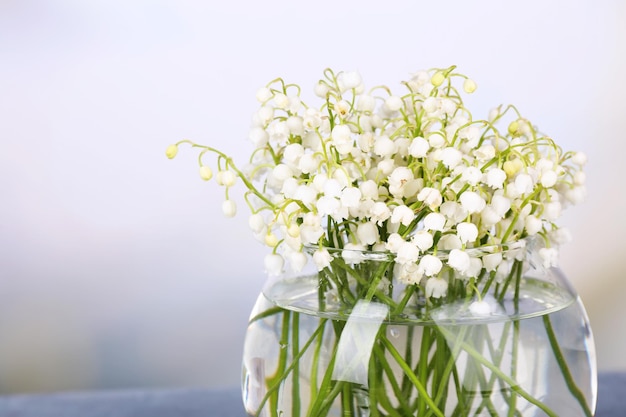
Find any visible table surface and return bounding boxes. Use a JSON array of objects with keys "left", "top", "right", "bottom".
[{"left": 0, "top": 372, "right": 622, "bottom": 416}]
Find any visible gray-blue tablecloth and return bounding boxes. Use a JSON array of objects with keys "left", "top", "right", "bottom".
[{"left": 0, "top": 372, "right": 622, "bottom": 416}]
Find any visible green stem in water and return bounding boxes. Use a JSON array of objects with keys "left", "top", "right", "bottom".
[
  {"left": 255, "top": 316, "right": 327, "bottom": 417},
  {"left": 381, "top": 336, "right": 445, "bottom": 417},
  {"left": 291, "top": 312, "right": 301, "bottom": 417},
  {"left": 543, "top": 315, "right": 593, "bottom": 417},
  {"left": 437, "top": 327, "right": 559, "bottom": 417}
]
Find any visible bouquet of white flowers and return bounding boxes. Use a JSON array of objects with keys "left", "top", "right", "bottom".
[{"left": 168, "top": 66, "right": 595, "bottom": 417}]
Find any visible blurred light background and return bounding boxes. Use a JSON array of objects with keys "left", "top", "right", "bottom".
[{"left": 0, "top": 0, "right": 624, "bottom": 394}]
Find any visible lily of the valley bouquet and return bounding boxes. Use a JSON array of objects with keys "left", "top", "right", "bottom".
[{"left": 168, "top": 67, "right": 595, "bottom": 417}]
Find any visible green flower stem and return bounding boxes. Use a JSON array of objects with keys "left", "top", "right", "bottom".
[
  {"left": 437, "top": 327, "right": 559, "bottom": 417},
  {"left": 473, "top": 321, "right": 514, "bottom": 414},
  {"left": 543, "top": 315, "right": 593, "bottom": 417},
  {"left": 392, "top": 285, "right": 417, "bottom": 317},
  {"left": 417, "top": 327, "right": 433, "bottom": 416},
  {"left": 381, "top": 336, "right": 445, "bottom": 417},
  {"left": 249, "top": 306, "right": 285, "bottom": 324},
  {"left": 507, "top": 321, "right": 520, "bottom": 417},
  {"left": 180, "top": 141, "right": 276, "bottom": 209},
  {"left": 367, "top": 354, "right": 381, "bottom": 417},
  {"left": 497, "top": 260, "right": 520, "bottom": 302},
  {"left": 255, "top": 315, "right": 327, "bottom": 417},
  {"left": 291, "top": 312, "right": 301, "bottom": 417},
  {"left": 264, "top": 310, "right": 290, "bottom": 417},
  {"left": 424, "top": 326, "right": 469, "bottom": 417},
  {"left": 309, "top": 323, "right": 324, "bottom": 409},
  {"left": 507, "top": 265, "right": 523, "bottom": 416},
  {"left": 401, "top": 325, "right": 415, "bottom": 396},
  {"left": 341, "top": 384, "right": 354, "bottom": 417},
  {"left": 307, "top": 323, "right": 345, "bottom": 416},
  {"left": 372, "top": 341, "right": 414, "bottom": 415}
]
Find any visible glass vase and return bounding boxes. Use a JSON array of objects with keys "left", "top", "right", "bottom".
[{"left": 241, "top": 238, "right": 596, "bottom": 417}]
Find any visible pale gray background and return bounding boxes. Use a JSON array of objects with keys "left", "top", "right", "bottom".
[{"left": 0, "top": 0, "right": 624, "bottom": 393}]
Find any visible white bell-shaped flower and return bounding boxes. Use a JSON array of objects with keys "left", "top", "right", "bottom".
[
  {"left": 391, "top": 205, "right": 415, "bottom": 226},
  {"left": 264, "top": 253, "right": 284, "bottom": 276},
  {"left": 425, "top": 277, "right": 448, "bottom": 298},
  {"left": 456, "top": 222, "right": 478, "bottom": 244},
  {"left": 482, "top": 252, "right": 503, "bottom": 272},
  {"left": 420, "top": 255, "right": 443, "bottom": 276},
  {"left": 356, "top": 222, "right": 379, "bottom": 246},
  {"left": 448, "top": 249, "right": 471, "bottom": 273},
  {"left": 312, "top": 248, "right": 332, "bottom": 270},
  {"left": 423, "top": 212, "right": 446, "bottom": 231},
  {"left": 396, "top": 241, "right": 420, "bottom": 265},
  {"left": 222, "top": 200, "right": 237, "bottom": 217},
  {"left": 459, "top": 191, "right": 486, "bottom": 214},
  {"left": 408, "top": 136, "right": 430, "bottom": 158},
  {"left": 411, "top": 231, "right": 434, "bottom": 252},
  {"left": 418, "top": 187, "right": 443, "bottom": 209}
]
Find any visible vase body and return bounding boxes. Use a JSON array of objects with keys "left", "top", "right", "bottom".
[{"left": 242, "top": 240, "right": 596, "bottom": 417}]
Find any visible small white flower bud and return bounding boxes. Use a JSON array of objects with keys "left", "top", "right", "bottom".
[
  {"left": 248, "top": 213, "right": 265, "bottom": 233},
  {"left": 264, "top": 232, "right": 279, "bottom": 247},
  {"left": 525, "top": 215, "right": 543, "bottom": 235},
  {"left": 314, "top": 81, "right": 329, "bottom": 98},
  {"left": 287, "top": 223, "right": 300, "bottom": 238},
  {"left": 357, "top": 94, "right": 376, "bottom": 112},
  {"left": 199, "top": 166, "right": 213, "bottom": 181},
  {"left": 165, "top": 144, "right": 178, "bottom": 159},
  {"left": 337, "top": 71, "right": 363, "bottom": 92},
  {"left": 385, "top": 96, "right": 403, "bottom": 112},
  {"left": 264, "top": 253, "right": 284, "bottom": 276},
  {"left": 540, "top": 170, "right": 558, "bottom": 188},
  {"left": 249, "top": 127, "right": 269, "bottom": 147},
  {"left": 222, "top": 200, "right": 237, "bottom": 217},
  {"left": 217, "top": 170, "right": 236, "bottom": 187},
  {"left": 488, "top": 107, "right": 500, "bottom": 123},
  {"left": 273, "top": 93, "right": 290, "bottom": 109},
  {"left": 430, "top": 71, "right": 445, "bottom": 87},
  {"left": 463, "top": 78, "right": 477, "bottom": 93},
  {"left": 573, "top": 171, "right": 586, "bottom": 186},
  {"left": 255, "top": 87, "right": 272, "bottom": 103},
  {"left": 543, "top": 201, "right": 562, "bottom": 221},
  {"left": 286, "top": 116, "right": 304, "bottom": 136},
  {"left": 572, "top": 151, "right": 588, "bottom": 165}
]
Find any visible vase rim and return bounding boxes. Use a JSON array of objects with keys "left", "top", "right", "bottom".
[{"left": 303, "top": 236, "right": 538, "bottom": 260}]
